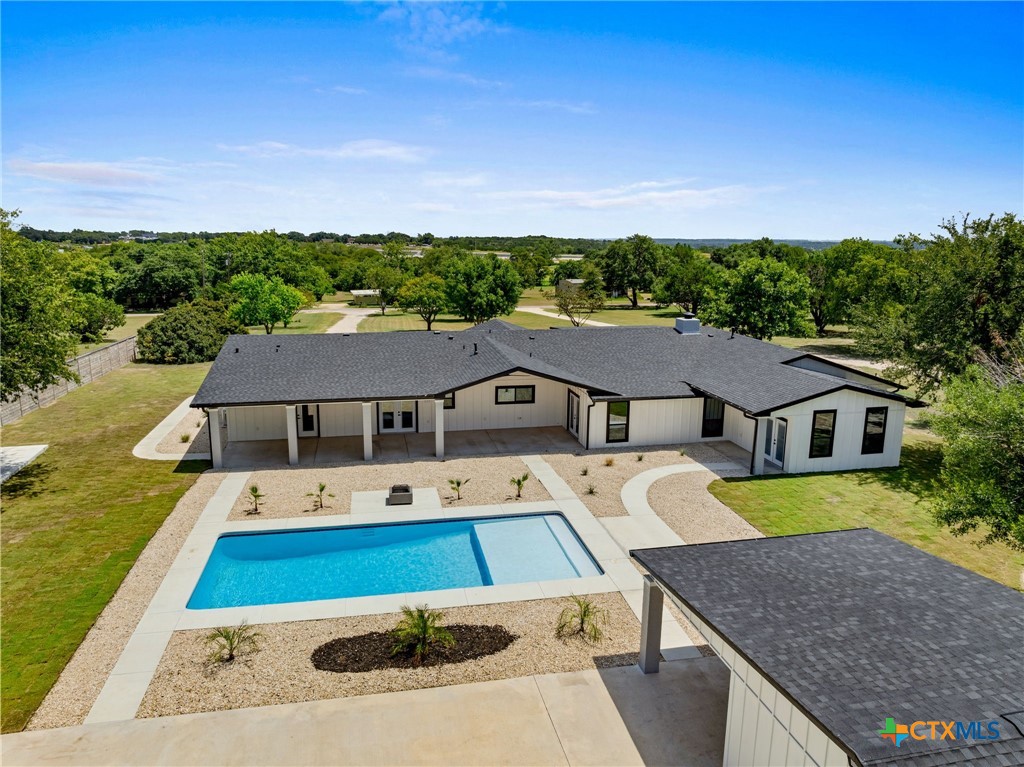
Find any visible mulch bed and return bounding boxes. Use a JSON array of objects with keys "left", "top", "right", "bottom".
[{"left": 311, "top": 624, "right": 518, "bottom": 673}]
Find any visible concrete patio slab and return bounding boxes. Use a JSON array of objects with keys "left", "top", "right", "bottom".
[{"left": 0, "top": 444, "right": 48, "bottom": 483}]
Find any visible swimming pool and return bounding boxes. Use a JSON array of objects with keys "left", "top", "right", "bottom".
[{"left": 187, "top": 513, "right": 602, "bottom": 609}]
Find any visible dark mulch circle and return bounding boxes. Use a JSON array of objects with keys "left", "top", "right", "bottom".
[{"left": 311, "top": 624, "right": 518, "bottom": 673}]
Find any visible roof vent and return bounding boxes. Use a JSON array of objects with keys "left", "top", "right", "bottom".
[
  {"left": 473, "top": 343, "right": 478, "bottom": 355},
  {"left": 674, "top": 313, "right": 701, "bottom": 335}
]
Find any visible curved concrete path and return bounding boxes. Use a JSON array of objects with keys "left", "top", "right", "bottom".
[
  {"left": 620, "top": 462, "right": 740, "bottom": 518},
  {"left": 132, "top": 396, "right": 211, "bottom": 462}
]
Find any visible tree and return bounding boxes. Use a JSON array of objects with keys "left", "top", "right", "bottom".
[
  {"left": 228, "top": 272, "right": 304, "bottom": 334},
  {"left": 397, "top": 275, "right": 448, "bottom": 330},
  {"left": 552, "top": 263, "right": 605, "bottom": 326},
  {"left": 931, "top": 343, "right": 1024, "bottom": 551},
  {"left": 805, "top": 239, "right": 875, "bottom": 336},
  {"left": 705, "top": 257, "right": 810, "bottom": 340},
  {"left": 136, "top": 299, "right": 247, "bottom": 363},
  {"left": 651, "top": 252, "right": 719, "bottom": 316},
  {"left": 0, "top": 210, "right": 81, "bottom": 401},
  {"left": 594, "top": 234, "right": 659, "bottom": 307},
  {"left": 365, "top": 265, "right": 406, "bottom": 315},
  {"left": 71, "top": 293, "right": 125, "bottom": 343},
  {"left": 443, "top": 255, "right": 522, "bottom": 324}
]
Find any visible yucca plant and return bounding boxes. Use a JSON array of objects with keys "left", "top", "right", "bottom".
[
  {"left": 391, "top": 604, "right": 455, "bottom": 664},
  {"left": 580, "top": 466, "right": 589, "bottom": 476},
  {"left": 246, "top": 485, "right": 265, "bottom": 515},
  {"left": 585, "top": 484, "right": 597, "bottom": 495},
  {"left": 205, "top": 621, "right": 261, "bottom": 663},
  {"left": 448, "top": 478, "right": 470, "bottom": 500},
  {"left": 306, "top": 482, "right": 335, "bottom": 511},
  {"left": 636, "top": 453, "right": 644, "bottom": 462},
  {"left": 510, "top": 472, "right": 529, "bottom": 498},
  {"left": 555, "top": 595, "right": 608, "bottom": 644}
]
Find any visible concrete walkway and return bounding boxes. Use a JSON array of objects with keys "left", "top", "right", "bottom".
[
  {"left": 515, "top": 306, "right": 615, "bottom": 327},
  {"left": 132, "top": 396, "right": 212, "bottom": 462},
  {"left": 3, "top": 658, "right": 729, "bottom": 767}
]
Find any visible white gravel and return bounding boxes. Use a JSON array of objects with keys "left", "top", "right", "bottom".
[
  {"left": 646, "top": 471, "right": 763, "bottom": 544},
  {"left": 155, "top": 410, "right": 210, "bottom": 456}
]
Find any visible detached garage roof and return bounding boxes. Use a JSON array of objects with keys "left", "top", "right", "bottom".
[
  {"left": 192, "top": 320, "right": 909, "bottom": 412},
  {"left": 632, "top": 530, "right": 1024, "bottom": 767}
]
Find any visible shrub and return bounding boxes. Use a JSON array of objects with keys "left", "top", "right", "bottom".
[
  {"left": 246, "top": 485, "right": 265, "bottom": 515},
  {"left": 636, "top": 454, "right": 644, "bottom": 462},
  {"left": 205, "top": 621, "right": 261, "bottom": 663},
  {"left": 510, "top": 472, "right": 529, "bottom": 498},
  {"left": 448, "top": 478, "right": 470, "bottom": 500},
  {"left": 580, "top": 467, "right": 589, "bottom": 476},
  {"left": 604, "top": 457, "right": 615, "bottom": 467},
  {"left": 391, "top": 604, "right": 455, "bottom": 664},
  {"left": 555, "top": 595, "right": 608, "bottom": 644},
  {"left": 136, "top": 299, "right": 247, "bottom": 364},
  {"left": 585, "top": 484, "right": 597, "bottom": 495},
  {"left": 180, "top": 433, "right": 191, "bottom": 443}
]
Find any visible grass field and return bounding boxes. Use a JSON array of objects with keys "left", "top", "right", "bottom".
[
  {"left": 77, "top": 314, "right": 157, "bottom": 355},
  {"left": 586, "top": 306, "right": 684, "bottom": 326},
  {"left": 358, "top": 310, "right": 572, "bottom": 332},
  {"left": 709, "top": 432, "right": 1023, "bottom": 590},
  {"left": 0, "top": 363, "right": 212, "bottom": 732},
  {"left": 249, "top": 311, "right": 343, "bottom": 336}
]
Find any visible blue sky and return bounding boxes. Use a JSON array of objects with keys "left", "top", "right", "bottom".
[{"left": 2, "top": 2, "right": 1021, "bottom": 239}]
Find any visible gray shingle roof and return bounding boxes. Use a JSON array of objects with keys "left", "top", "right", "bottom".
[
  {"left": 631, "top": 530, "right": 1024, "bottom": 767},
  {"left": 191, "top": 323, "right": 908, "bottom": 412}
]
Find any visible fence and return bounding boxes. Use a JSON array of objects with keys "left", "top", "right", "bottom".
[{"left": 1, "top": 336, "right": 138, "bottom": 426}]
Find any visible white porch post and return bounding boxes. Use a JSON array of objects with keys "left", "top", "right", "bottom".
[
  {"left": 639, "top": 575, "right": 664, "bottom": 674},
  {"left": 285, "top": 405, "right": 298, "bottom": 465},
  {"left": 361, "top": 402, "right": 373, "bottom": 461},
  {"left": 209, "top": 408, "right": 223, "bottom": 469},
  {"left": 752, "top": 417, "right": 768, "bottom": 476},
  {"left": 434, "top": 399, "right": 445, "bottom": 459}
]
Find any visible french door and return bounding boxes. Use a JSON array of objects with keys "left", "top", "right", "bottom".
[
  {"left": 567, "top": 391, "right": 580, "bottom": 437},
  {"left": 379, "top": 401, "right": 416, "bottom": 433},
  {"left": 764, "top": 418, "right": 787, "bottom": 466},
  {"left": 297, "top": 404, "right": 319, "bottom": 437}
]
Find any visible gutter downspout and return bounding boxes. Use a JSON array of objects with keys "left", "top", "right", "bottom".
[
  {"left": 745, "top": 412, "right": 758, "bottom": 475},
  {"left": 584, "top": 396, "right": 597, "bottom": 450}
]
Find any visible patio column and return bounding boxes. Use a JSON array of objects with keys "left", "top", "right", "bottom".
[
  {"left": 639, "top": 575, "right": 664, "bottom": 674},
  {"left": 751, "top": 417, "right": 768, "bottom": 476},
  {"left": 209, "top": 408, "right": 223, "bottom": 469},
  {"left": 361, "top": 402, "right": 373, "bottom": 461},
  {"left": 434, "top": 399, "right": 445, "bottom": 459},
  {"left": 285, "top": 405, "right": 298, "bottom": 465}
]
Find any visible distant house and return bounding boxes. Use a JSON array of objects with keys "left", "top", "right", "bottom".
[
  {"left": 192, "top": 317, "right": 915, "bottom": 470},
  {"left": 347, "top": 288, "right": 379, "bottom": 307},
  {"left": 555, "top": 278, "right": 585, "bottom": 294}
]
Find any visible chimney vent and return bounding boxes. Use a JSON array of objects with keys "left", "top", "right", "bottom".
[{"left": 674, "top": 313, "right": 701, "bottom": 335}]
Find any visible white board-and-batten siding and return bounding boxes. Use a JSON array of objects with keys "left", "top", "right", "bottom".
[{"left": 586, "top": 398, "right": 753, "bottom": 450}]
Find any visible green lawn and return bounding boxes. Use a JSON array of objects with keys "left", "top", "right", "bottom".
[
  {"left": 708, "top": 433, "right": 1023, "bottom": 590},
  {"left": 0, "top": 363, "right": 211, "bottom": 732},
  {"left": 77, "top": 314, "right": 158, "bottom": 355},
  {"left": 248, "top": 311, "right": 343, "bottom": 335},
  {"left": 358, "top": 310, "right": 571, "bottom": 332},
  {"left": 586, "top": 306, "right": 684, "bottom": 326}
]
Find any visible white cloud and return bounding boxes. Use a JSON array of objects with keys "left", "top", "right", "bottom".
[
  {"left": 217, "top": 139, "right": 429, "bottom": 163},
  {"left": 379, "top": 3, "right": 504, "bottom": 57},
  {"left": 6, "top": 159, "right": 159, "bottom": 186},
  {"left": 485, "top": 179, "right": 774, "bottom": 210}
]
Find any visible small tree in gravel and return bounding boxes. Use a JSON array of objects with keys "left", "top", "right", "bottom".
[
  {"left": 391, "top": 604, "right": 455, "bottom": 665},
  {"left": 206, "top": 621, "right": 261, "bottom": 663},
  {"left": 246, "top": 485, "right": 265, "bottom": 515},
  {"left": 556, "top": 595, "right": 608, "bottom": 644},
  {"left": 448, "top": 478, "right": 470, "bottom": 500},
  {"left": 510, "top": 473, "right": 529, "bottom": 498},
  {"left": 306, "top": 482, "right": 334, "bottom": 511}
]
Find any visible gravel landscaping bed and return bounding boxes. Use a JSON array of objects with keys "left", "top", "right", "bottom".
[
  {"left": 647, "top": 471, "right": 762, "bottom": 544},
  {"left": 227, "top": 455, "right": 551, "bottom": 520},
  {"left": 155, "top": 408, "right": 210, "bottom": 456},
  {"left": 544, "top": 443, "right": 735, "bottom": 517},
  {"left": 27, "top": 471, "right": 227, "bottom": 730},
  {"left": 138, "top": 594, "right": 640, "bottom": 718}
]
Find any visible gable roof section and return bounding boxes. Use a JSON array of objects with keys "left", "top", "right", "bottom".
[
  {"left": 191, "top": 323, "right": 908, "bottom": 412},
  {"left": 631, "top": 530, "right": 1024, "bottom": 767}
]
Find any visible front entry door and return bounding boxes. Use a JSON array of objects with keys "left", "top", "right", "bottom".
[
  {"left": 379, "top": 401, "right": 416, "bottom": 433},
  {"left": 297, "top": 404, "right": 319, "bottom": 437},
  {"left": 567, "top": 391, "right": 580, "bottom": 438},
  {"left": 764, "top": 418, "right": 787, "bottom": 467}
]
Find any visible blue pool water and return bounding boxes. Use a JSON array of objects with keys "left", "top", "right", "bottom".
[{"left": 187, "top": 513, "right": 602, "bottom": 609}]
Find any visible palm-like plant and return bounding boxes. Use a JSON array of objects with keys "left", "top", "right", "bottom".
[
  {"left": 306, "top": 482, "right": 334, "bottom": 511},
  {"left": 205, "top": 621, "right": 261, "bottom": 663},
  {"left": 391, "top": 604, "right": 455, "bottom": 664},
  {"left": 246, "top": 485, "right": 265, "bottom": 515},
  {"left": 510, "top": 472, "right": 529, "bottom": 498},
  {"left": 555, "top": 595, "right": 608, "bottom": 644},
  {"left": 448, "top": 478, "right": 470, "bottom": 500}
]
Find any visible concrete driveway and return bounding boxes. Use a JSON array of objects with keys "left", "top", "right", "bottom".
[{"left": 2, "top": 658, "right": 728, "bottom": 766}]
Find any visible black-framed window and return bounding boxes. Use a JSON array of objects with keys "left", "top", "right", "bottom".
[
  {"left": 809, "top": 409, "right": 837, "bottom": 459},
  {"left": 861, "top": 407, "right": 887, "bottom": 455},
  {"left": 701, "top": 397, "right": 725, "bottom": 438},
  {"left": 495, "top": 385, "right": 535, "bottom": 405},
  {"left": 607, "top": 401, "right": 630, "bottom": 443},
  {"left": 443, "top": 392, "right": 455, "bottom": 409}
]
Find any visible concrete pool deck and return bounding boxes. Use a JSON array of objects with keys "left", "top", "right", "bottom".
[{"left": 4, "top": 657, "right": 729, "bottom": 767}]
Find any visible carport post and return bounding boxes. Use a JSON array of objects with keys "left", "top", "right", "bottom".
[
  {"left": 639, "top": 575, "right": 664, "bottom": 674},
  {"left": 434, "top": 399, "right": 445, "bottom": 459},
  {"left": 752, "top": 418, "right": 768, "bottom": 476},
  {"left": 285, "top": 405, "right": 298, "bottom": 465},
  {"left": 209, "top": 408, "right": 223, "bottom": 469},
  {"left": 361, "top": 402, "right": 373, "bottom": 461}
]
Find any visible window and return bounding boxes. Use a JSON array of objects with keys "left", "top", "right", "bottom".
[
  {"left": 861, "top": 407, "right": 887, "bottom": 454},
  {"left": 701, "top": 397, "right": 725, "bottom": 438},
  {"left": 607, "top": 401, "right": 630, "bottom": 443},
  {"left": 809, "top": 410, "right": 837, "bottom": 459},
  {"left": 443, "top": 392, "right": 455, "bottom": 410},
  {"left": 495, "top": 385, "right": 535, "bottom": 405}
]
